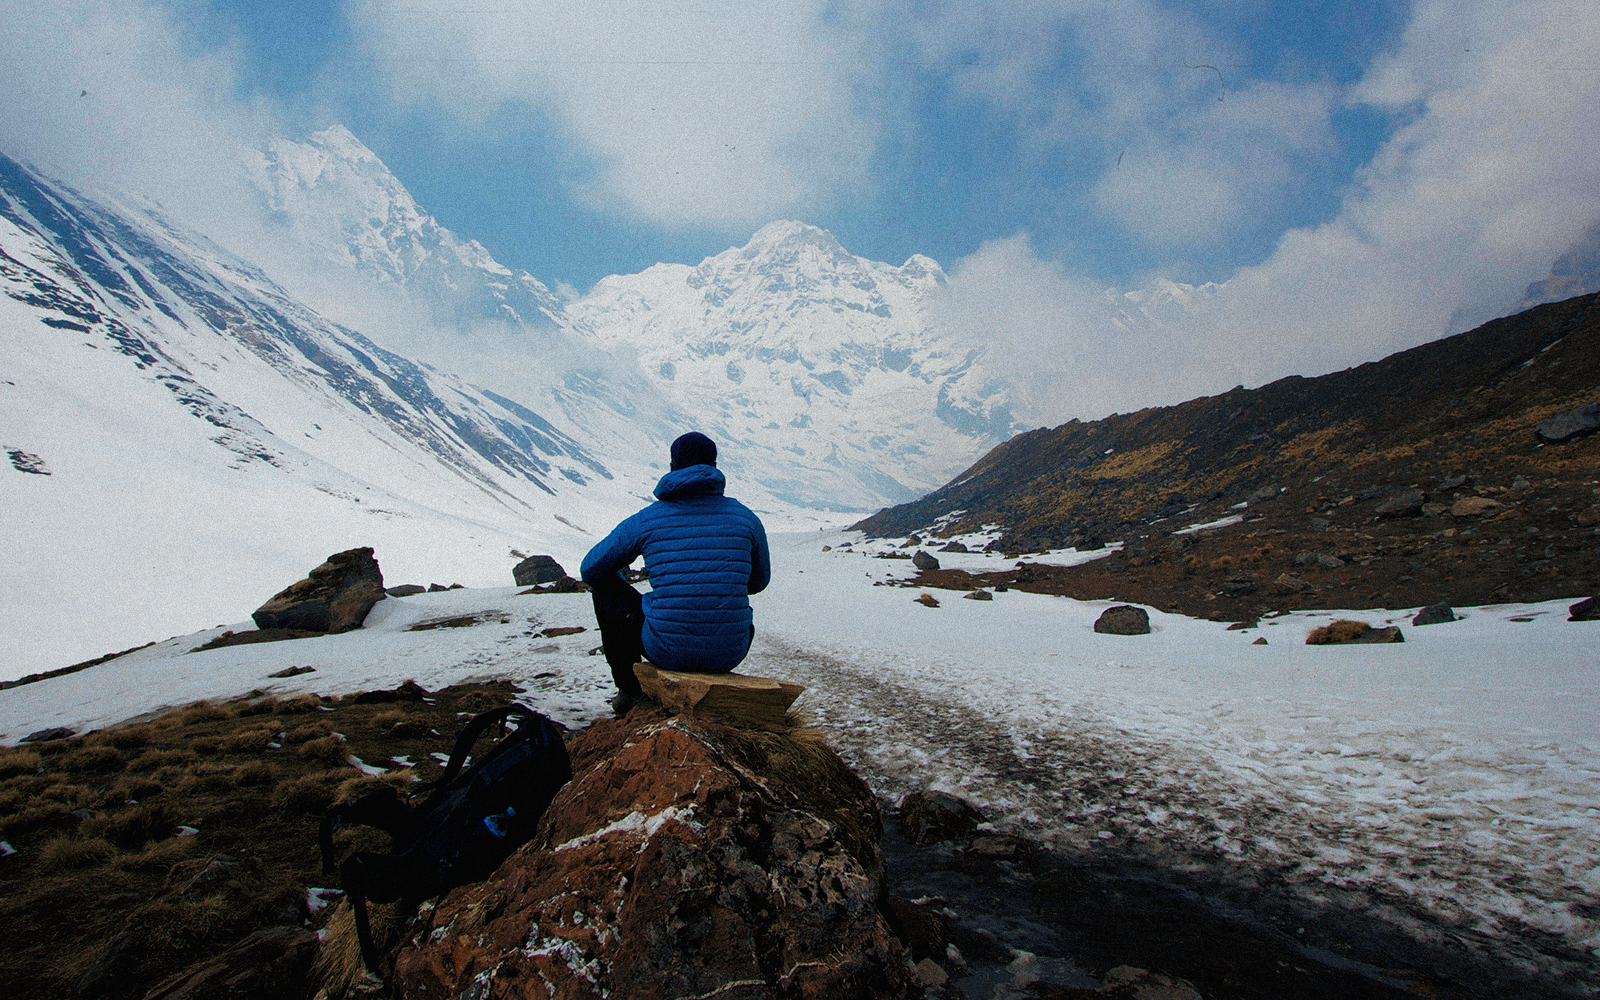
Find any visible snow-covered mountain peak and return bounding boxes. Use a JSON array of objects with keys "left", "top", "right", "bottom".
[{"left": 246, "top": 127, "right": 557, "bottom": 326}]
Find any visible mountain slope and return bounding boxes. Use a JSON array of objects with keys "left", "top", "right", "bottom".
[
  {"left": 854, "top": 293, "right": 1600, "bottom": 614},
  {"left": 0, "top": 154, "right": 650, "bottom": 674}
]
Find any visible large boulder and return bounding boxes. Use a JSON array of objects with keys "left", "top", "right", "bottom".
[
  {"left": 1375, "top": 490, "right": 1427, "bottom": 518},
  {"left": 392, "top": 713, "right": 913, "bottom": 1000},
  {"left": 1535, "top": 401, "right": 1600, "bottom": 443},
  {"left": 1306, "top": 620, "right": 1404, "bottom": 644},
  {"left": 1570, "top": 596, "right": 1600, "bottom": 622},
  {"left": 912, "top": 550, "right": 941, "bottom": 571},
  {"left": 252, "top": 548, "right": 385, "bottom": 634},
  {"left": 898, "top": 790, "right": 985, "bottom": 847},
  {"left": 1094, "top": 605, "right": 1151, "bottom": 635},
  {"left": 513, "top": 554, "right": 569, "bottom": 587},
  {"left": 1412, "top": 603, "right": 1456, "bottom": 626}
]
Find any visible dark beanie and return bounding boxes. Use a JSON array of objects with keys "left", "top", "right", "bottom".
[{"left": 670, "top": 431, "right": 717, "bottom": 471}]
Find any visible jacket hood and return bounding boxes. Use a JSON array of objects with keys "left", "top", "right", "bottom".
[{"left": 654, "top": 464, "right": 726, "bottom": 500}]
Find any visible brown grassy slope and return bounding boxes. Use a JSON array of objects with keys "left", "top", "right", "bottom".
[
  {"left": 854, "top": 292, "right": 1600, "bottom": 546},
  {"left": 0, "top": 681, "right": 524, "bottom": 1000}
]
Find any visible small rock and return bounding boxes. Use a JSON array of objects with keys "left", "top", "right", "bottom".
[
  {"left": 962, "top": 589, "right": 993, "bottom": 601},
  {"left": 1225, "top": 619, "right": 1258, "bottom": 630},
  {"left": 427, "top": 583, "right": 449, "bottom": 592},
  {"left": 20, "top": 727, "right": 74, "bottom": 743},
  {"left": 267, "top": 665, "right": 316, "bottom": 678},
  {"left": 1412, "top": 603, "right": 1457, "bottom": 626},
  {"left": 1317, "top": 554, "right": 1345, "bottom": 569},
  {"left": 821, "top": 545, "right": 832, "bottom": 551},
  {"left": 1452, "top": 496, "right": 1503, "bottom": 517},
  {"left": 911, "top": 958, "right": 948, "bottom": 988},
  {"left": 1094, "top": 605, "right": 1151, "bottom": 635},
  {"left": 900, "top": 790, "right": 986, "bottom": 846},
  {"left": 913, "top": 550, "right": 941, "bottom": 571},
  {"left": 1421, "top": 502, "right": 1450, "bottom": 517},
  {"left": 1577, "top": 506, "right": 1600, "bottom": 526},
  {"left": 1102, "top": 965, "right": 1203, "bottom": 1000},
  {"left": 1306, "top": 620, "right": 1404, "bottom": 644},
  {"left": 1221, "top": 575, "right": 1258, "bottom": 597},
  {"left": 1511, "top": 476, "right": 1533, "bottom": 490},
  {"left": 1252, "top": 637, "right": 1268, "bottom": 645},
  {"left": 915, "top": 593, "right": 941, "bottom": 608},
  {"left": 1273, "top": 573, "right": 1312, "bottom": 593},
  {"left": 1079, "top": 535, "right": 1105, "bottom": 551},
  {"left": 1358, "top": 485, "right": 1387, "bottom": 501},
  {"left": 1246, "top": 484, "right": 1280, "bottom": 504},
  {"left": 967, "top": 834, "right": 1024, "bottom": 857},
  {"left": 939, "top": 540, "right": 969, "bottom": 552},
  {"left": 1570, "top": 596, "right": 1600, "bottom": 622},
  {"left": 512, "top": 555, "right": 568, "bottom": 587},
  {"left": 1375, "top": 490, "right": 1427, "bottom": 518},
  {"left": 386, "top": 584, "right": 426, "bottom": 597},
  {"left": 1535, "top": 402, "right": 1600, "bottom": 444},
  {"left": 1437, "top": 474, "right": 1473, "bottom": 491}
]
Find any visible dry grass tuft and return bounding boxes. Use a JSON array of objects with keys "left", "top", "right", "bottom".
[
  {"left": 299, "top": 736, "right": 349, "bottom": 767},
  {"left": 277, "top": 694, "right": 324, "bottom": 714},
  {"left": 315, "top": 899, "right": 402, "bottom": 995},
  {"left": 40, "top": 835, "right": 116, "bottom": 870},
  {"left": 235, "top": 760, "right": 277, "bottom": 786},
  {"left": 1306, "top": 619, "right": 1373, "bottom": 645},
  {"left": 129, "top": 748, "right": 197, "bottom": 773},
  {"left": 272, "top": 771, "right": 343, "bottom": 815},
  {"left": 101, "top": 725, "right": 155, "bottom": 750},
  {"left": 0, "top": 749, "right": 42, "bottom": 779},
  {"left": 175, "top": 702, "right": 233, "bottom": 726}
]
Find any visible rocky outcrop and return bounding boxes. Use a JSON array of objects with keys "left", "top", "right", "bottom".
[
  {"left": 512, "top": 555, "right": 569, "bottom": 587},
  {"left": 1570, "top": 596, "right": 1599, "bottom": 622},
  {"left": 1535, "top": 401, "right": 1600, "bottom": 443},
  {"left": 1094, "top": 605, "right": 1150, "bottom": 635},
  {"left": 1375, "top": 490, "right": 1426, "bottom": 518},
  {"left": 1412, "top": 603, "right": 1456, "bottom": 625},
  {"left": 387, "top": 584, "right": 426, "bottom": 597},
  {"left": 252, "top": 548, "right": 385, "bottom": 634},
  {"left": 391, "top": 711, "right": 912, "bottom": 999},
  {"left": 898, "top": 791, "right": 985, "bottom": 847},
  {"left": 142, "top": 926, "right": 318, "bottom": 1000}
]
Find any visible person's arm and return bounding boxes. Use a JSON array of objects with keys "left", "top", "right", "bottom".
[
  {"left": 581, "top": 513, "right": 643, "bottom": 585},
  {"left": 747, "top": 517, "right": 771, "bottom": 595}
]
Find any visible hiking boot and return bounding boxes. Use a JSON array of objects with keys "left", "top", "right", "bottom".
[{"left": 610, "top": 691, "right": 648, "bottom": 717}]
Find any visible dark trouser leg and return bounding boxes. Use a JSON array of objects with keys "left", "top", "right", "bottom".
[{"left": 590, "top": 577, "right": 644, "bottom": 696}]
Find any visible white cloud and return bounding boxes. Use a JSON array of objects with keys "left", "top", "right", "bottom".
[
  {"left": 938, "top": 0, "right": 1600, "bottom": 425},
  {"left": 345, "top": 0, "right": 877, "bottom": 231},
  {"left": 0, "top": 0, "right": 281, "bottom": 242}
]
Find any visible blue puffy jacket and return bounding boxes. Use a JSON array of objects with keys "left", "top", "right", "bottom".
[{"left": 580, "top": 464, "right": 771, "bottom": 672}]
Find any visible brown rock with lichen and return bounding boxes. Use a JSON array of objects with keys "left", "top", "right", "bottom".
[
  {"left": 251, "top": 548, "right": 385, "bottom": 634},
  {"left": 391, "top": 712, "right": 912, "bottom": 1000}
]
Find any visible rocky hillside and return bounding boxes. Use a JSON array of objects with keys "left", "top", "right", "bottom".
[{"left": 855, "top": 292, "right": 1600, "bottom": 617}]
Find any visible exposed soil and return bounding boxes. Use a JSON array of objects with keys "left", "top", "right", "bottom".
[{"left": 0, "top": 680, "right": 531, "bottom": 1000}]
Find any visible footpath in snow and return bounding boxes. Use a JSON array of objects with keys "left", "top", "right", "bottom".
[{"left": 2, "top": 530, "right": 1597, "bottom": 987}]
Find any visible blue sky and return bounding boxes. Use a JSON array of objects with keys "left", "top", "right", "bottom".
[
  {"left": 2, "top": 0, "right": 1598, "bottom": 418},
  {"left": 166, "top": 0, "right": 1414, "bottom": 290}
]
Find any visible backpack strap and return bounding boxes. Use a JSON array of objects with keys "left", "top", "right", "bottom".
[
  {"left": 419, "top": 704, "right": 537, "bottom": 795},
  {"left": 346, "top": 889, "right": 382, "bottom": 975},
  {"left": 319, "top": 786, "right": 412, "bottom": 875}
]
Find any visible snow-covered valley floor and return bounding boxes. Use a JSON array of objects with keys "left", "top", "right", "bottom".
[{"left": 2, "top": 530, "right": 1597, "bottom": 990}]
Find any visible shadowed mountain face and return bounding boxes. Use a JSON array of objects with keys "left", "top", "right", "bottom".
[{"left": 854, "top": 293, "right": 1600, "bottom": 614}]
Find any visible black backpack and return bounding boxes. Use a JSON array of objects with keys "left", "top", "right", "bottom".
[{"left": 319, "top": 703, "right": 572, "bottom": 971}]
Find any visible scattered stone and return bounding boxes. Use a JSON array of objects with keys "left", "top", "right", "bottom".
[
  {"left": 20, "top": 726, "right": 75, "bottom": 743},
  {"left": 1412, "top": 603, "right": 1457, "bottom": 626},
  {"left": 913, "top": 550, "right": 941, "bottom": 571},
  {"left": 1317, "top": 554, "right": 1346, "bottom": 569},
  {"left": 1246, "top": 484, "right": 1280, "bottom": 504},
  {"left": 1273, "top": 573, "right": 1312, "bottom": 593},
  {"left": 1570, "top": 596, "right": 1600, "bottom": 622},
  {"left": 821, "top": 544, "right": 832, "bottom": 551},
  {"left": 967, "top": 833, "right": 1026, "bottom": 857},
  {"left": 900, "top": 790, "right": 986, "bottom": 846},
  {"left": 252, "top": 547, "right": 385, "bottom": 634},
  {"left": 1252, "top": 637, "right": 1268, "bottom": 645},
  {"left": 520, "top": 576, "right": 585, "bottom": 594},
  {"left": 1098, "top": 965, "right": 1204, "bottom": 1000},
  {"left": 1079, "top": 535, "right": 1105, "bottom": 551},
  {"left": 1220, "top": 575, "right": 1258, "bottom": 596},
  {"left": 1094, "top": 605, "right": 1150, "bottom": 635},
  {"left": 350, "top": 679, "right": 429, "bottom": 704},
  {"left": 911, "top": 957, "right": 949, "bottom": 989},
  {"left": 633, "top": 662, "right": 804, "bottom": 732},
  {"left": 901, "top": 534, "right": 923, "bottom": 548},
  {"left": 1375, "top": 490, "right": 1427, "bottom": 518},
  {"left": 6, "top": 448, "right": 50, "bottom": 475},
  {"left": 881, "top": 895, "right": 949, "bottom": 964},
  {"left": 1358, "top": 485, "right": 1387, "bottom": 501},
  {"left": 1511, "top": 476, "right": 1533, "bottom": 490},
  {"left": 1578, "top": 506, "right": 1600, "bottom": 526},
  {"left": 1452, "top": 496, "right": 1503, "bottom": 517},
  {"left": 427, "top": 583, "right": 449, "bottom": 592},
  {"left": 1225, "top": 619, "right": 1258, "bottom": 630},
  {"left": 963, "top": 590, "right": 993, "bottom": 601},
  {"left": 192, "top": 628, "right": 326, "bottom": 652},
  {"left": 1535, "top": 401, "right": 1600, "bottom": 443},
  {"left": 267, "top": 665, "right": 316, "bottom": 678},
  {"left": 385, "top": 584, "right": 426, "bottom": 597},
  {"left": 915, "top": 593, "right": 941, "bottom": 608},
  {"left": 939, "top": 540, "right": 969, "bottom": 552},
  {"left": 141, "top": 925, "right": 318, "bottom": 1000},
  {"left": 392, "top": 715, "right": 911, "bottom": 1000},
  {"left": 512, "top": 554, "right": 568, "bottom": 587},
  {"left": 540, "top": 626, "right": 587, "bottom": 637},
  {"left": 1437, "top": 474, "right": 1473, "bottom": 491},
  {"left": 1421, "top": 502, "right": 1450, "bottom": 517},
  {"left": 1306, "top": 620, "right": 1405, "bottom": 644}
]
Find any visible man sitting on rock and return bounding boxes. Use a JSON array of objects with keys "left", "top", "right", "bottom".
[{"left": 581, "top": 432, "right": 771, "bottom": 714}]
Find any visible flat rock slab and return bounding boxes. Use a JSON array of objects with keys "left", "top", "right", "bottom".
[{"left": 634, "top": 662, "right": 803, "bottom": 732}]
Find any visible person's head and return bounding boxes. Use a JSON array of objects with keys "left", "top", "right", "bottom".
[{"left": 670, "top": 432, "right": 717, "bottom": 471}]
